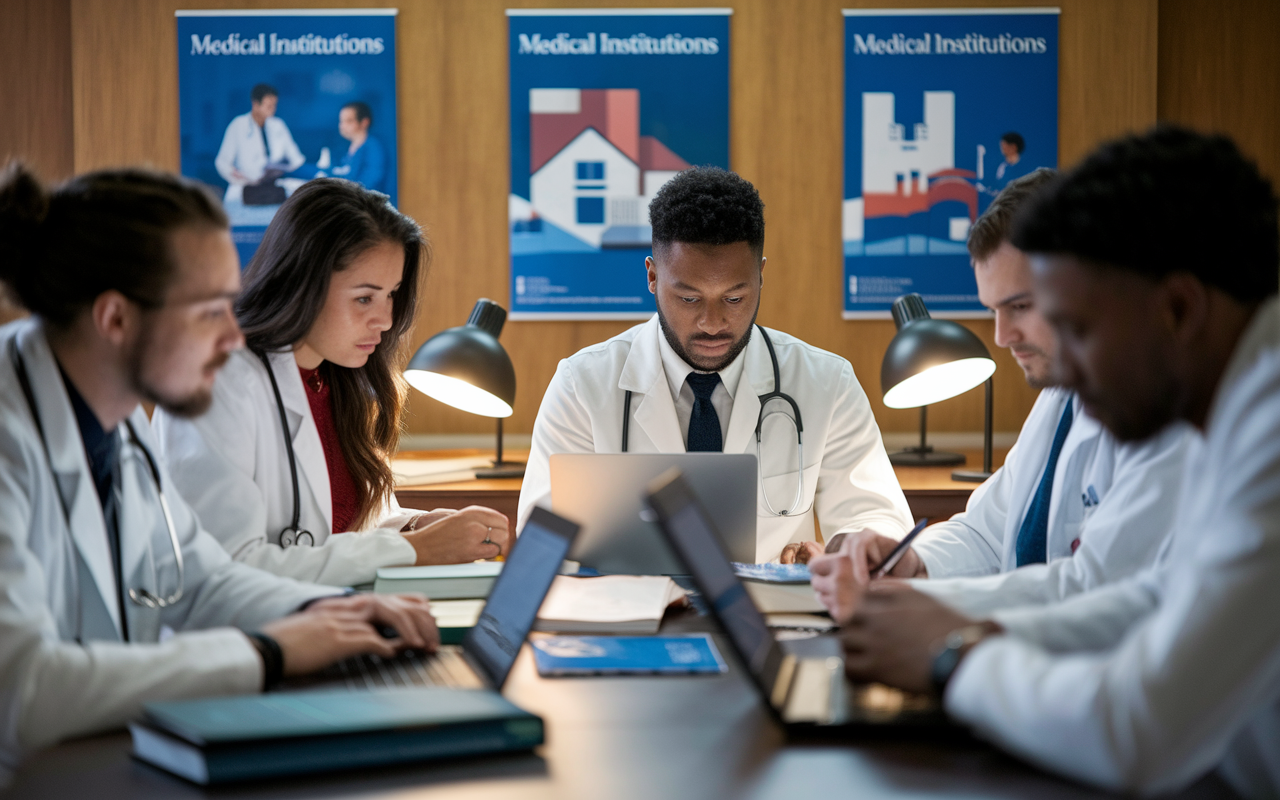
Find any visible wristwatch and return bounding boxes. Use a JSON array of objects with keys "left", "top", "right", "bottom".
[{"left": 930, "top": 622, "right": 999, "bottom": 695}]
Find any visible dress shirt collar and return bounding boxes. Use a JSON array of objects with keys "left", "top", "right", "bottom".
[{"left": 656, "top": 320, "right": 747, "bottom": 404}]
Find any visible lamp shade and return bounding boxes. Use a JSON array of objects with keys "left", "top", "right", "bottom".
[
  {"left": 881, "top": 293, "right": 995, "bottom": 409},
  {"left": 405, "top": 299, "right": 516, "bottom": 418}
]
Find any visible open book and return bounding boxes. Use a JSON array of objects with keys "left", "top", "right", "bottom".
[{"left": 534, "top": 575, "right": 688, "bottom": 634}]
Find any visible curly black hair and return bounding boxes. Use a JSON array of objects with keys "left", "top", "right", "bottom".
[
  {"left": 1011, "top": 126, "right": 1279, "bottom": 303},
  {"left": 648, "top": 166, "right": 765, "bottom": 260}
]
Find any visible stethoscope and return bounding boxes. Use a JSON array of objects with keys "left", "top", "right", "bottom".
[
  {"left": 256, "top": 351, "right": 315, "bottom": 547},
  {"left": 621, "top": 324, "right": 812, "bottom": 516},
  {"left": 11, "top": 339, "right": 186, "bottom": 635}
]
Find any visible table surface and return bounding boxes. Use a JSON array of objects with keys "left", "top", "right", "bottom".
[{"left": 9, "top": 611, "right": 1234, "bottom": 800}]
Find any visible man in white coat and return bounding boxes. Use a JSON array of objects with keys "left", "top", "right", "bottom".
[
  {"left": 818, "top": 169, "right": 1193, "bottom": 618},
  {"left": 518, "top": 167, "right": 913, "bottom": 563},
  {"left": 214, "top": 83, "right": 306, "bottom": 204},
  {"left": 815, "top": 128, "right": 1280, "bottom": 796},
  {"left": 0, "top": 164, "right": 438, "bottom": 782}
]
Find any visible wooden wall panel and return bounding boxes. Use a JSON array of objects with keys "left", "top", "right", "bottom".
[
  {"left": 0, "top": 0, "right": 73, "bottom": 325},
  {"left": 62, "top": 0, "right": 1161, "bottom": 436},
  {"left": 1157, "top": 0, "right": 1280, "bottom": 187}
]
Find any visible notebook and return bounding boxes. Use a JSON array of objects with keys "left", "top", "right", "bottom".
[
  {"left": 534, "top": 575, "right": 688, "bottom": 634},
  {"left": 531, "top": 634, "right": 727, "bottom": 676}
]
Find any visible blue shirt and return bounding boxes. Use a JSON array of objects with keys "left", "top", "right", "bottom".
[{"left": 335, "top": 135, "right": 386, "bottom": 192}]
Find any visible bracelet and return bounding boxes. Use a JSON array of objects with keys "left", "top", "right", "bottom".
[
  {"left": 247, "top": 632, "right": 284, "bottom": 690},
  {"left": 401, "top": 513, "right": 424, "bottom": 532}
]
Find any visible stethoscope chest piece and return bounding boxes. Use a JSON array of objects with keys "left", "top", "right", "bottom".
[{"left": 280, "top": 527, "right": 315, "bottom": 547}]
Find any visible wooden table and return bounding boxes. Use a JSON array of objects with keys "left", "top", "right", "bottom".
[
  {"left": 394, "top": 448, "right": 1009, "bottom": 533},
  {"left": 6, "top": 612, "right": 1233, "bottom": 800}
]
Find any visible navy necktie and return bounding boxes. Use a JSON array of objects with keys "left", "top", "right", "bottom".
[
  {"left": 1015, "top": 397, "right": 1074, "bottom": 566},
  {"left": 685, "top": 372, "right": 723, "bottom": 452}
]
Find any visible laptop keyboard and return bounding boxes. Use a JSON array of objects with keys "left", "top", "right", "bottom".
[{"left": 280, "top": 645, "right": 484, "bottom": 691}]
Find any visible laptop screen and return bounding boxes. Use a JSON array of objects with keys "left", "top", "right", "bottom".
[
  {"left": 645, "top": 471, "right": 788, "bottom": 708},
  {"left": 463, "top": 507, "right": 579, "bottom": 689}
]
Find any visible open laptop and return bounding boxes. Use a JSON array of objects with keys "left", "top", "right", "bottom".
[
  {"left": 551, "top": 453, "right": 757, "bottom": 574},
  {"left": 644, "top": 470, "right": 949, "bottom": 731},
  {"left": 280, "top": 507, "right": 579, "bottom": 693}
]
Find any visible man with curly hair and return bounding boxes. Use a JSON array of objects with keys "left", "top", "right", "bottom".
[{"left": 518, "top": 167, "right": 913, "bottom": 563}]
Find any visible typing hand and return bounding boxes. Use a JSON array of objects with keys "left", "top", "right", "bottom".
[
  {"left": 779, "top": 541, "right": 825, "bottom": 564},
  {"left": 261, "top": 593, "right": 439, "bottom": 677},
  {"left": 404, "top": 505, "right": 511, "bottom": 564}
]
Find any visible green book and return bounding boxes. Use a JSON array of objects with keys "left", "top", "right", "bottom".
[
  {"left": 130, "top": 687, "right": 543, "bottom": 784},
  {"left": 374, "top": 562, "right": 504, "bottom": 599}
]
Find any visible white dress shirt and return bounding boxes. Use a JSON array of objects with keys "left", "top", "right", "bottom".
[{"left": 945, "top": 297, "right": 1280, "bottom": 796}]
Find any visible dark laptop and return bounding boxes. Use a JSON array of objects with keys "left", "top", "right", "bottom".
[
  {"left": 644, "top": 470, "right": 949, "bottom": 731},
  {"left": 280, "top": 507, "right": 579, "bottom": 694}
]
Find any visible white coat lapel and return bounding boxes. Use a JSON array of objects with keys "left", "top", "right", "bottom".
[
  {"left": 620, "top": 318, "right": 685, "bottom": 453},
  {"left": 723, "top": 331, "right": 772, "bottom": 455},
  {"left": 19, "top": 326, "right": 123, "bottom": 636},
  {"left": 268, "top": 351, "right": 333, "bottom": 534}
]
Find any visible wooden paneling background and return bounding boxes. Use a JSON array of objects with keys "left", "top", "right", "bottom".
[{"left": 2, "top": 0, "right": 1273, "bottom": 438}]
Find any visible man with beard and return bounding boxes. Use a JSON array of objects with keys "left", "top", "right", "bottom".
[
  {"left": 518, "top": 167, "right": 912, "bottom": 563},
  {"left": 811, "top": 128, "right": 1280, "bottom": 795},
  {"left": 816, "top": 169, "right": 1193, "bottom": 619},
  {"left": 0, "top": 164, "right": 439, "bottom": 782}
]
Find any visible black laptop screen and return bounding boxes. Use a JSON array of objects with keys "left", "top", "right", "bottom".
[
  {"left": 647, "top": 474, "right": 786, "bottom": 703},
  {"left": 463, "top": 508, "right": 578, "bottom": 689}
]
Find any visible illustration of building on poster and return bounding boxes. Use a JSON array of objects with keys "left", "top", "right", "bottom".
[
  {"left": 507, "top": 9, "right": 731, "bottom": 320},
  {"left": 843, "top": 8, "right": 1058, "bottom": 318},
  {"left": 177, "top": 9, "right": 398, "bottom": 266}
]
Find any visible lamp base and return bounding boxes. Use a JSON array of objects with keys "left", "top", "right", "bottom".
[
  {"left": 888, "top": 447, "right": 966, "bottom": 467},
  {"left": 475, "top": 461, "right": 525, "bottom": 479},
  {"left": 951, "top": 469, "right": 992, "bottom": 483}
]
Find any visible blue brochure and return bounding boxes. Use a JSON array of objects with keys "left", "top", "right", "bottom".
[
  {"left": 531, "top": 634, "right": 727, "bottom": 676},
  {"left": 731, "top": 562, "right": 811, "bottom": 584}
]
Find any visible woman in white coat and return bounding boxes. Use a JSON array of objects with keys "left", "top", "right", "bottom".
[{"left": 155, "top": 179, "right": 509, "bottom": 586}]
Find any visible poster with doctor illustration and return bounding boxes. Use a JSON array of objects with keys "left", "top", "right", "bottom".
[
  {"left": 177, "top": 9, "right": 398, "bottom": 266},
  {"left": 507, "top": 9, "right": 731, "bottom": 320},
  {"left": 843, "top": 8, "right": 1058, "bottom": 318}
]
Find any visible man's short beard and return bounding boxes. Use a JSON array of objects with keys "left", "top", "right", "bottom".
[
  {"left": 125, "top": 331, "right": 224, "bottom": 419},
  {"left": 656, "top": 299, "right": 758, "bottom": 373}
]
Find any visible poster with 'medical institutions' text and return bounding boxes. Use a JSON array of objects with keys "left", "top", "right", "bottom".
[
  {"left": 177, "top": 9, "right": 398, "bottom": 266},
  {"left": 843, "top": 8, "right": 1058, "bottom": 318},
  {"left": 507, "top": 8, "right": 731, "bottom": 320}
]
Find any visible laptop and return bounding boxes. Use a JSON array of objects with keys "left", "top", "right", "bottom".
[
  {"left": 644, "top": 470, "right": 949, "bottom": 731},
  {"left": 551, "top": 453, "right": 757, "bottom": 574},
  {"left": 280, "top": 507, "right": 579, "bottom": 693}
]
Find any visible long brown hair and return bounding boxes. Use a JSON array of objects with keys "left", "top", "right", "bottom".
[{"left": 237, "top": 178, "right": 426, "bottom": 529}]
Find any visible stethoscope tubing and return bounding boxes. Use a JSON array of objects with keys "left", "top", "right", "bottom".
[{"left": 256, "top": 350, "right": 315, "bottom": 547}]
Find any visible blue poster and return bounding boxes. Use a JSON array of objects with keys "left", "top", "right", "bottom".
[
  {"left": 176, "top": 9, "right": 398, "bottom": 266},
  {"left": 843, "top": 9, "right": 1058, "bottom": 318},
  {"left": 507, "top": 9, "right": 731, "bottom": 320}
]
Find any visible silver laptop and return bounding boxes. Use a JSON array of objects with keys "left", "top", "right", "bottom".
[
  {"left": 645, "top": 470, "right": 948, "bottom": 730},
  {"left": 551, "top": 453, "right": 757, "bottom": 574},
  {"left": 279, "top": 507, "right": 579, "bottom": 693}
]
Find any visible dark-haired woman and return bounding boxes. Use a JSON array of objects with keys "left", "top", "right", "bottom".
[{"left": 154, "top": 178, "right": 508, "bottom": 585}]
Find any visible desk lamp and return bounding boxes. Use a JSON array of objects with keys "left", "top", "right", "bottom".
[
  {"left": 405, "top": 298, "right": 525, "bottom": 478},
  {"left": 881, "top": 293, "right": 996, "bottom": 481}
]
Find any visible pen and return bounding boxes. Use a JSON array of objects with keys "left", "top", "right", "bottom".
[{"left": 870, "top": 518, "right": 928, "bottom": 579}]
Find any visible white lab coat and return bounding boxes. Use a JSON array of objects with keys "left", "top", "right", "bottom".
[
  {"left": 518, "top": 316, "right": 914, "bottom": 562},
  {"left": 0, "top": 320, "right": 333, "bottom": 782},
  {"left": 214, "top": 112, "right": 305, "bottom": 203},
  {"left": 909, "top": 387, "right": 1194, "bottom": 614},
  {"left": 153, "top": 348, "right": 419, "bottom": 587},
  {"left": 946, "top": 297, "right": 1280, "bottom": 796}
]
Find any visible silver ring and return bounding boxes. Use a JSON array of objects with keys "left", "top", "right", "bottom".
[{"left": 483, "top": 527, "right": 494, "bottom": 546}]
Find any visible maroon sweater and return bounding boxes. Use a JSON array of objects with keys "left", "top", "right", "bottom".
[{"left": 299, "top": 365, "right": 359, "bottom": 533}]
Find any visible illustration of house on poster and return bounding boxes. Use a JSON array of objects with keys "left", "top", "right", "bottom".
[
  {"left": 519, "top": 88, "right": 690, "bottom": 250},
  {"left": 508, "top": 9, "right": 730, "bottom": 320},
  {"left": 843, "top": 9, "right": 1058, "bottom": 318}
]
